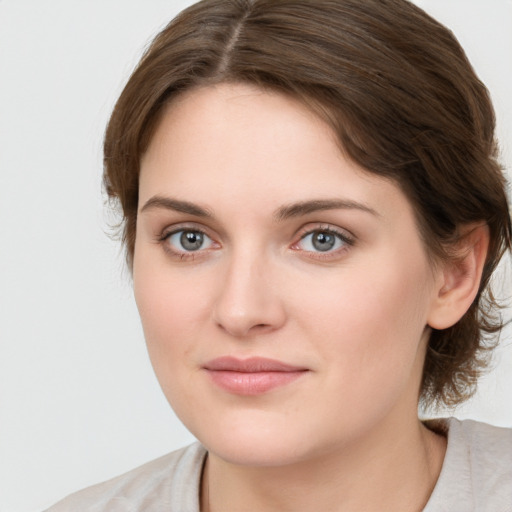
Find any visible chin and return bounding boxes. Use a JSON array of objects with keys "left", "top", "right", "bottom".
[
  {"left": 184, "top": 407, "right": 327, "bottom": 468},
  {"left": 204, "top": 434, "right": 312, "bottom": 468}
]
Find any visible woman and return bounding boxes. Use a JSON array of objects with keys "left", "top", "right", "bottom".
[{"left": 47, "top": 0, "right": 512, "bottom": 510}]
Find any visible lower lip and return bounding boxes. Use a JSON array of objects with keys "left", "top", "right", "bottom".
[{"left": 205, "top": 370, "right": 307, "bottom": 395}]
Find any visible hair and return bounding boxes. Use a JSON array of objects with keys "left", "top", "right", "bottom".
[{"left": 103, "top": 0, "right": 512, "bottom": 409}]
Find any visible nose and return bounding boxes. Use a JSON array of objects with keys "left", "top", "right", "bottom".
[{"left": 212, "top": 250, "right": 287, "bottom": 338}]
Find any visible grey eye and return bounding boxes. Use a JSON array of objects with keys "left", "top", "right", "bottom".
[
  {"left": 167, "top": 230, "right": 213, "bottom": 252},
  {"left": 311, "top": 232, "right": 336, "bottom": 251},
  {"left": 298, "top": 230, "right": 347, "bottom": 253},
  {"left": 180, "top": 231, "right": 204, "bottom": 251}
]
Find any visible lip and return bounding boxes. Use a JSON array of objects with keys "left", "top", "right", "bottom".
[{"left": 203, "top": 357, "right": 309, "bottom": 395}]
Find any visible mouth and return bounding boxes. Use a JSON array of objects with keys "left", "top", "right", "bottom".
[{"left": 202, "top": 356, "right": 309, "bottom": 396}]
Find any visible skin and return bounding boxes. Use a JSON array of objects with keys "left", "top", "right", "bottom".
[{"left": 133, "top": 83, "right": 487, "bottom": 511}]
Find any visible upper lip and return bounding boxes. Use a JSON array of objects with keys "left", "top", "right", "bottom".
[{"left": 203, "top": 356, "right": 307, "bottom": 373}]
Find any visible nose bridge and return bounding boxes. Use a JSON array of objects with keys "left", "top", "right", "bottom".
[{"left": 213, "top": 243, "right": 285, "bottom": 338}]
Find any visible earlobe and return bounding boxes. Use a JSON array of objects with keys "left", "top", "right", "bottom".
[{"left": 427, "top": 224, "right": 490, "bottom": 330}]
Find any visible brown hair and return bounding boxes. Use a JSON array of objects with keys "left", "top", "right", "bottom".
[{"left": 103, "top": 0, "right": 512, "bottom": 409}]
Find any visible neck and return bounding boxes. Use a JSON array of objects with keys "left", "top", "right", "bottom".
[{"left": 201, "top": 415, "right": 446, "bottom": 512}]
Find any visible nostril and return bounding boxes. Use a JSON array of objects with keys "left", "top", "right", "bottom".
[{"left": 249, "top": 323, "right": 275, "bottom": 335}]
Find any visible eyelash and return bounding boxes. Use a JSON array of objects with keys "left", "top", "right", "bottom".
[
  {"left": 158, "top": 224, "right": 355, "bottom": 261},
  {"left": 292, "top": 225, "right": 355, "bottom": 260},
  {"left": 159, "top": 226, "right": 215, "bottom": 261}
]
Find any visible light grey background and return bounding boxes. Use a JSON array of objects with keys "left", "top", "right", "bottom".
[{"left": 0, "top": 1, "right": 511, "bottom": 511}]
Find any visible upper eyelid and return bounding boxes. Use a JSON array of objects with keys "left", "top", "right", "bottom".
[
  {"left": 160, "top": 223, "right": 212, "bottom": 238},
  {"left": 158, "top": 220, "right": 229, "bottom": 243},
  {"left": 299, "top": 231, "right": 353, "bottom": 246},
  {"left": 295, "top": 223, "right": 355, "bottom": 242}
]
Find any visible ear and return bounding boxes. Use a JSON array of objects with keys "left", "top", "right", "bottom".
[{"left": 427, "top": 224, "right": 490, "bottom": 330}]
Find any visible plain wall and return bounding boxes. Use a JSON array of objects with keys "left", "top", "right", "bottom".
[{"left": 0, "top": 1, "right": 510, "bottom": 511}]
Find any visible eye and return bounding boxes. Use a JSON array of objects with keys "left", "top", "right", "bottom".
[
  {"left": 166, "top": 229, "right": 214, "bottom": 252},
  {"left": 296, "top": 229, "right": 352, "bottom": 253}
]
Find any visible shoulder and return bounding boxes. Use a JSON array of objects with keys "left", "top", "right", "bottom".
[
  {"left": 44, "top": 442, "right": 207, "bottom": 512},
  {"left": 453, "top": 416, "right": 512, "bottom": 449},
  {"left": 424, "top": 418, "right": 512, "bottom": 511},
  {"left": 449, "top": 418, "right": 511, "bottom": 478}
]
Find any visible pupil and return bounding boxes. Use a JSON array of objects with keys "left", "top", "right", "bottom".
[
  {"left": 181, "top": 231, "right": 203, "bottom": 251},
  {"left": 313, "top": 232, "right": 335, "bottom": 252}
]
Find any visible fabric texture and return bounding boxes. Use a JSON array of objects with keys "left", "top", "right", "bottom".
[
  {"left": 45, "top": 418, "right": 511, "bottom": 512},
  {"left": 422, "top": 419, "right": 512, "bottom": 512}
]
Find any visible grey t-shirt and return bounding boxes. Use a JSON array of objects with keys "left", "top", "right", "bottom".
[{"left": 45, "top": 418, "right": 512, "bottom": 512}]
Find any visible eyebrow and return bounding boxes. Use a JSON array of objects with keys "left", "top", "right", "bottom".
[
  {"left": 274, "top": 199, "right": 379, "bottom": 221},
  {"left": 140, "top": 195, "right": 378, "bottom": 220},
  {"left": 140, "top": 196, "right": 212, "bottom": 217}
]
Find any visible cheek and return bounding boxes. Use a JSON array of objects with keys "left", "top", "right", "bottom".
[
  {"left": 296, "top": 258, "right": 430, "bottom": 338},
  {"left": 135, "top": 276, "right": 197, "bottom": 335},
  {"left": 133, "top": 256, "right": 207, "bottom": 374},
  {"left": 133, "top": 268, "right": 206, "bottom": 423},
  {"left": 292, "top": 254, "right": 433, "bottom": 388},
  {"left": 134, "top": 239, "right": 214, "bottom": 328}
]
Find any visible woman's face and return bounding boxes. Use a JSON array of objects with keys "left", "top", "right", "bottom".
[{"left": 134, "top": 83, "right": 442, "bottom": 466}]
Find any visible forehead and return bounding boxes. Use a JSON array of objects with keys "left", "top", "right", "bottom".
[
  {"left": 139, "top": 83, "right": 412, "bottom": 226},
  {"left": 142, "top": 83, "right": 341, "bottom": 179}
]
